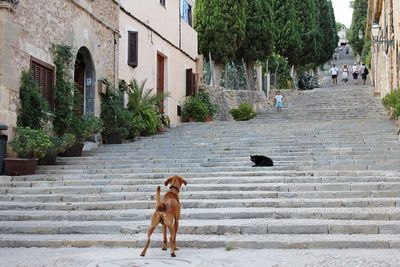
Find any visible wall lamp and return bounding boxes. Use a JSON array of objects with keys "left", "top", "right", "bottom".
[{"left": 371, "top": 23, "right": 394, "bottom": 48}]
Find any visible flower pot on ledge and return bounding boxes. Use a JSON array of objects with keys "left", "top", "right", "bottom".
[{"left": 4, "top": 158, "right": 39, "bottom": 176}]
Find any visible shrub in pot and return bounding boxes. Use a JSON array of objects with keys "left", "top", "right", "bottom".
[
  {"left": 182, "top": 96, "right": 209, "bottom": 122},
  {"left": 196, "top": 92, "right": 219, "bottom": 120},
  {"left": 39, "top": 133, "right": 75, "bottom": 165},
  {"left": 101, "top": 82, "right": 130, "bottom": 144},
  {"left": 60, "top": 115, "right": 103, "bottom": 157},
  {"left": 5, "top": 127, "right": 53, "bottom": 175},
  {"left": 229, "top": 102, "right": 256, "bottom": 121}
]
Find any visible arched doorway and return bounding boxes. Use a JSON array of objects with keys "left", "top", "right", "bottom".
[{"left": 74, "top": 47, "right": 96, "bottom": 114}]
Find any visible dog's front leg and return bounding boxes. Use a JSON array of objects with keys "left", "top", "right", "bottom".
[{"left": 162, "top": 224, "right": 167, "bottom": 250}]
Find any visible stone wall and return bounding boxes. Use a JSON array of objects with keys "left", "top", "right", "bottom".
[
  {"left": 0, "top": 0, "right": 118, "bottom": 151},
  {"left": 199, "top": 84, "right": 302, "bottom": 121}
]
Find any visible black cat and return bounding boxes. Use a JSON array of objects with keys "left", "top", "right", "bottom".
[{"left": 250, "top": 155, "right": 274, "bottom": 167}]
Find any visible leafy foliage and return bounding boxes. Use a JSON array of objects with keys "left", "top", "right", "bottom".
[
  {"left": 17, "top": 70, "right": 51, "bottom": 129},
  {"left": 182, "top": 95, "right": 209, "bottom": 122},
  {"left": 229, "top": 103, "right": 256, "bottom": 121},
  {"left": 297, "top": 74, "right": 320, "bottom": 90},
  {"left": 46, "top": 133, "right": 76, "bottom": 156},
  {"left": 51, "top": 44, "right": 79, "bottom": 136},
  {"left": 349, "top": 0, "right": 368, "bottom": 57},
  {"left": 383, "top": 89, "right": 400, "bottom": 117},
  {"left": 126, "top": 79, "right": 168, "bottom": 136},
  {"left": 101, "top": 81, "right": 130, "bottom": 139},
  {"left": 195, "top": 0, "right": 247, "bottom": 64},
  {"left": 272, "top": 0, "right": 302, "bottom": 66},
  {"left": 266, "top": 53, "right": 292, "bottom": 89},
  {"left": 9, "top": 127, "right": 53, "bottom": 159},
  {"left": 195, "top": 92, "right": 219, "bottom": 118}
]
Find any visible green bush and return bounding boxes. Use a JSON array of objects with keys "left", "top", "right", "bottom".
[
  {"left": 196, "top": 92, "right": 219, "bottom": 118},
  {"left": 101, "top": 82, "right": 130, "bottom": 139},
  {"left": 182, "top": 96, "right": 209, "bottom": 122},
  {"left": 229, "top": 103, "right": 256, "bottom": 121},
  {"left": 46, "top": 133, "right": 76, "bottom": 156},
  {"left": 126, "top": 79, "right": 169, "bottom": 136},
  {"left": 18, "top": 71, "right": 52, "bottom": 129},
  {"left": 9, "top": 127, "right": 53, "bottom": 159},
  {"left": 382, "top": 89, "right": 400, "bottom": 117},
  {"left": 73, "top": 114, "right": 104, "bottom": 143}
]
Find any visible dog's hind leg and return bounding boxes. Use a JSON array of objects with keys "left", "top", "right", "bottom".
[
  {"left": 167, "top": 224, "right": 176, "bottom": 257},
  {"left": 140, "top": 213, "right": 160, "bottom": 257},
  {"left": 162, "top": 224, "right": 167, "bottom": 250}
]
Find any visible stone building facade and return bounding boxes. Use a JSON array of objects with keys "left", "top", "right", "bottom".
[
  {"left": 0, "top": 0, "right": 119, "bottom": 147},
  {"left": 367, "top": 0, "right": 399, "bottom": 97},
  {"left": 119, "top": 0, "right": 198, "bottom": 126}
]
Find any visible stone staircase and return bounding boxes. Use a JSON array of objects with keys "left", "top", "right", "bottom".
[{"left": 1, "top": 74, "right": 400, "bottom": 249}]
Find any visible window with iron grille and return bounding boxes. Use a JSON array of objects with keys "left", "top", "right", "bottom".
[{"left": 30, "top": 58, "right": 55, "bottom": 110}]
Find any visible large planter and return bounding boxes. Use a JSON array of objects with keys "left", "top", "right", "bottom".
[
  {"left": 4, "top": 158, "right": 39, "bottom": 176},
  {"left": 59, "top": 143, "right": 84, "bottom": 157},
  {"left": 38, "top": 153, "right": 57, "bottom": 165},
  {"left": 104, "top": 133, "right": 122, "bottom": 144}
]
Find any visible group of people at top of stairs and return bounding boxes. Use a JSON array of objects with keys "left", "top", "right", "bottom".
[{"left": 330, "top": 62, "right": 369, "bottom": 86}]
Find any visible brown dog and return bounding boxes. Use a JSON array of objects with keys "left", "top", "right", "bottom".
[{"left": 140, "top": 175, "right": 187, "bottom": 257}]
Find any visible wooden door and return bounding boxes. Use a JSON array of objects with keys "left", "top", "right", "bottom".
[
  {"left": 74, "top": 56, "right": 85, "bottom": 115},
  {"left": 157, "top": 54, "right": 165, "bottom": 113}
]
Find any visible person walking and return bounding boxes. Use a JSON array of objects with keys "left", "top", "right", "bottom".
[
  {"left": 329, "top": 64, "right": 339, "bottom": 85},
  {"left": 352, "top": 63, "right": 359, "bottom": 85},
  {"left": 360, "top": 63, "right": 369, "bottom": 85},
  {"left": 342, "top": 64, "right": 349, "bottom": 83},
  {"left": 274, "top": 90, "right": 283, "bottom": 112}
]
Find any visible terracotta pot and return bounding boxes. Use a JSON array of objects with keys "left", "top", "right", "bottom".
[
  {"left": 59, "top": 143, "right": 84, "bottom": 157},
  {"left": 38, "top": 153, "right": 57, "bottom": 165},
  {"left": 4, "top": 158, "right": 39, "bottom": 176},
  {"left": 105, "top": 133, "right": 122, "bottom": 144},
  {"left": 205, "top": 116, "right": 213, "bottom": 122}
]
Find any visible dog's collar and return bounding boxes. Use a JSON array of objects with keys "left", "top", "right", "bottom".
[{"left": 169, "top": 185, "right": 180, "bottom": 192}]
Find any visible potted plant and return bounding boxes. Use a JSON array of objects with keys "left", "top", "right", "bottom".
[
  {"left": 5, "top": 127, "right": 53, "bottom": 175},
  {"left": 60, "top": 114, "right": 103, "bottom": 157},
  {"left": 229, "top": 102, "right": 256, "bottom": 121},
  {"left": 101, "top": 82, "right": 130, "bottom": 144},
  {"left": 39, "top": 133, "right": 75, "bottom": 165},
  {"left": 196, "top": 92, "right": 219, "bottom": 121},
  {"left": 182, "top": 95, "right": 209, "bottom": 122}
]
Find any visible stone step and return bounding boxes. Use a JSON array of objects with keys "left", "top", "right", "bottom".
[
  {"left": 0, "top": 197, "right": 398, "bottom": 211},
  {"left": 2, "top": 219, "right": 400, "bottom": 235},
  {"left": 3, "top": 182, "right": 400, "bottom": 195},
  {"left": 2, "top": 190, "right": 400, "bottom": 203},
  {"left": 2, "top": 175, "right": 400, "bottom": 188},
  {"left": 0, "top": 233, "right": 400, "bottom": 249},
  {"left": 2, "top": 207, "right": 399, "bottom": 222}
]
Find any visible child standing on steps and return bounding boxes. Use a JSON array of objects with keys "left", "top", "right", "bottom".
[{"left": 274, "top": 91, "right": 283, "bottom": 112}]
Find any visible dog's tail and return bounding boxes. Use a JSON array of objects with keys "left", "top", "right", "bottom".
[{"left": 155, "top": 186, "right": 166, "bottom": 212}]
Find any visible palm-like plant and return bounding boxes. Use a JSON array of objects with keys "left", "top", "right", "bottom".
[{"left": 126, "top": 79, "right": 170, "bottom": 135}]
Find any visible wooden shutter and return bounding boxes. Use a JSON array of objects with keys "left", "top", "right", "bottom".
[
  {"left": 128, "top": 31, "right": 138, "bottom": 68},
  {"left": 186, "top": 68, "right": 194, "bottom": 96},
  {"left": 30, "top": 58, "right": 55, "bottom": 110}
]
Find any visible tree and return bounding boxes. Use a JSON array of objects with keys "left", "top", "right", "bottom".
[
  {"left": 195, "top": 0, "right": 247, "bottom": 86},
  {"left": 293, "top": 0, "right": 319, "bottom": 70},
  {"left": 349, "top": 0, "right": 368, "bottom": 57},
  {"left": 272, "top": 0, "right": 302, "bottom": 75},
  {"left": 314, "top": 0, "right": 338, "bottom": 66},
  {"left": 237, "top": 0, "right": 274, "bottom": 90}
]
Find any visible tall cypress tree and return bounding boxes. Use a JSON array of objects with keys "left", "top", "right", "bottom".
[
  {"left": 272, "top": 0, "right": 302, "bottom": 70},
  {"left": 237, "top": 0, "right": 274, "bottom": 90},
  {"left": 315, "top": 0, "right": 338, "bottom": 66},
  {"left": 349, "top": 0, "right": 368, "bottom": 57},
  {"left": 292, "top": 0, "right": 319, "bottom": 70},
  {"left": 195, "top": 0, "right": 247, "bottom": 86}
]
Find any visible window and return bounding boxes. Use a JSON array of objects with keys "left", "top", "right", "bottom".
[
  {"left": 186, "top": 68, "right": 195, "bottom": 96},
  {"left": 181, "top": 0, "right": 192, "bottom": 26},
  {"left": 160, "top": 0, "right": 166, "bottom": 7},
  {"left": 30, "top": 58, "right": 55, "bottom": 110},
  {"left": 128, "top": 31, "right": 138, "bottom": 68}
]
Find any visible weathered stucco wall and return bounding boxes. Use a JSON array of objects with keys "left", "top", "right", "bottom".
[{"left": 0, "top": 0, "right": 118, "bottom": 151}]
